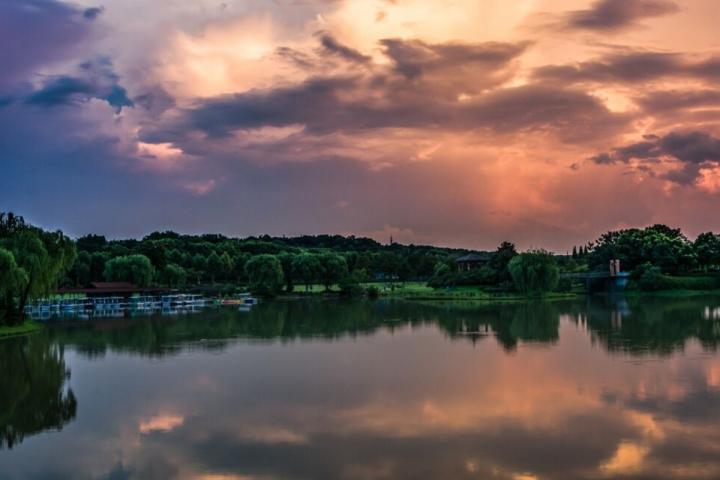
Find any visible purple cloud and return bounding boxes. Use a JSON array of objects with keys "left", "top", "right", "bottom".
[
  {"left": 0, "top": 0, "right": 93, "bottom": 89},
  {"left": 590, "top": 131, "right": 720, "bottom": 184},
  {"left": 83, "top": 6, "right": 104, "bottom": 20},
  {"left": 565, "top": 0, "right": 679, "bottom": 32},
  {"left": 24, "top": 58, "right": 133, "bottom": 113},
  {"left": 534, "top": 51, "right": 720, "bottom": 85}
]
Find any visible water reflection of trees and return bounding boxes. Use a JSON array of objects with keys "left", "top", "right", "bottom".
[
  {"left": 0, "top": 333, "right": 77, "bottom": 449},
  {"left": 48, "top": 300, "right": 564, "bottom": 357},
  {"left": 46, "top": 297, "right": 720, "bottom": 358},
  {"left": 429, "top": 301, "right": 561, "bottom": 350},
  {"left": 571, "top": 296, "right": 720, "bottom": 356}
]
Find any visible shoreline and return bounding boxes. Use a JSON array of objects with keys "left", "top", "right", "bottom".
[
  {"left": 8, "top": 288, "right": 720, "bottom": 341},
  {"left": 0, "top": 320, "right": 44, "bottom": 340}
]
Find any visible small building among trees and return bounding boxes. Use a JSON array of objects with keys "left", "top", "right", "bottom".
[{"left": 455, "top": 253, "right": 491, "bottom": 271}]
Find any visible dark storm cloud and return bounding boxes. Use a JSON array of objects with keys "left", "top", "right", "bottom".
[
  {"left": 144, "top": 35, "right": 634, "bottom": 148},
  {"left": 275, "top": 46, "right": 317, "bottom": 70},
  {"left": 83, "top": 6, "right": 104, "bottom": 20},
  {"left": 316, "top": 32, "right": 371, "bottom": 64},
  {"left": 0, "top": 0, "right": 93, "bottom": 88},
  {"left": 636, "top": 90, "right": 720, "bottom": 113},
  {"left": 149, "top": 35, "right": 623, "bottom": 145},
  {"left": 24, "top": 58, "right": 133, "bottom": 113},
  {"left": 534, "top": 51, "right": 720, "bottom": 85},
  {"left": 159, "top": 77, "right": 626, "bottom": 143},
  {"left": 564, "top": 0, "right": 679, "bottom": 31},
  {"left": 380, "top": 38, "right": 529, "bottom": 80},
  {"left": 133, "top": 87, "right": 176, "bottom": 115},
  {"left": 590, "top": 131, "right": 720, "bottom": 184}
]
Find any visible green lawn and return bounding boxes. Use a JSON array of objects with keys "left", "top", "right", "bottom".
[
  {"left": 385, "top": 286, "right": 575, "bottom": 301},
  {"left": 282, "top": 282, "right": 578, "bottom": 302},
  {"left": 0, "top": 321, "right": 44, "bottom": 339},
  {"left": 291, "top": 284, "right": 339, "bottom": 294}
]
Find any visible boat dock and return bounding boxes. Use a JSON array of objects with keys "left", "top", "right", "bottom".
[{"left": 25, "top": 293, "right": 213, "bottom": 321}]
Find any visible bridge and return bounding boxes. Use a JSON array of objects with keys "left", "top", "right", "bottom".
[{"left": 563, "top": 271, "right": 631, "bottom": 293}]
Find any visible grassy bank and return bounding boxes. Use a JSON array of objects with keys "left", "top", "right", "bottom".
[
  {"left": 279, "top": 282, "right": 577, "bottom": 303},
  {"left": 0, "top": 321, "right": 44, "bottom": 339},
  {"left": 363, "top": 282, "right": 576, "bottom": 302}
]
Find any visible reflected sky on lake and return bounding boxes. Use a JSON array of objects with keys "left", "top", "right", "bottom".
[{"left": 2, "top": 298, "right": 720, "bottom": 479}]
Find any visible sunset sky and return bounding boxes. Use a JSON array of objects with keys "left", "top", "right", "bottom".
[{"left": 2, "top": 0, "right": 720, "bottom": 250}]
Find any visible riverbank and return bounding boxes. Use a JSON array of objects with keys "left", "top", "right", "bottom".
[
  {"left": 623, "top": 288, "right": 720, "bottom": 298},
  {"left": 0, "top": 320, "right": 44, "bottom": 339},
  {"left": 279, "top": 281, "right": 720, "bottom": 302},
  {"left": 396, "top": 291, "right": 578, "bottom": 303},
  {"left": 277, "top": 282, "right": 579, "bottom": 303}
]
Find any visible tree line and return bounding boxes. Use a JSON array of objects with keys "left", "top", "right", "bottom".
[
  {"left": 64, "top": 229, "right": 472, "bottom": 295},
  {"left": 6, "top": 210, "right": 720, "bottom": 328}
]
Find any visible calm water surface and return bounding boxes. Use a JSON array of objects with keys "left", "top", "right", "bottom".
[{"left": 2, "top": 297, "right": 720, "bottom": 479}]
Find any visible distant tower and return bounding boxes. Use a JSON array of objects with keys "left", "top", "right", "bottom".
[{"left": 390, "top": 235, "right": 394, "bottom": 245}]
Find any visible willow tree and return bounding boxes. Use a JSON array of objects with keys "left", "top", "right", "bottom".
[
  {"left": 317, "top": 253, "right": 348, "bottom": 291},
  {"left": 508, "top": 250, "right": 559, "bottom": 296},
  {"left": 103, "top": 254, "right": 154, "bottom": 287},
  {"left": 0, "top": 215, "right": 76, "bottom": 326},
  {"left": 0, "top": 249, "right": 27, "bottom": 326},
  {"left": 292, "top": 253, "right": 322, "bottom": 292},
  {"left": 245, "top": 254, "right": 284, "bottom": 296}
]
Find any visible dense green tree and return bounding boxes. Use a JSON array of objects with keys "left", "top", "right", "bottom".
[
  {"left": 231, "top": 252, "right": 250, "bottom": 283},
  {"left": 62, "top": 228, "right": 483, "bottom": 289},
  {"left": 589, "top": 225, "right": 696, "bottom": 274},
  {"left": 89, "top": 252, "right": 110, "bottom": 282},
  {"left": 108, "top": 244, "right": 130, "bottom": 258},
  {"left": 490, "top": 241, "right": 518, "bottom": 283},
  {"left": 245, "top": 254, "right": 284, "bottom": 296},
  {"left": 338, "top": 271, "right": 364, "bottom": 297},
  {"left": 137, "top": 242, "right": 167, "bottom": 270},
  {"left": 191, "top": 254, "right": 207, "bottom": 283},
  {"left": 508, "top": 250, "right": 559, "bottom": 295},
  {"left": 343, "top": 251, "right": 359, "bottom": 273},
  {"left": 219, "top": 251, "right": 235, "bottom": 282},
  {"left": 0, "top": 213, "right": 26, "bottom": 237},
  {"left": 374, "top": 252, "right": 401, "bottom": 281},
  {"left": 427, "top": 262, "right": 452, "bottom": 288},
  {"left": 206, "top": 251, "right": 223, "bottom": 283},
  {"left": 694, "top": 232, "right": 720, "bottom": 271},
  {"left": 292, "top": 253, "right": 322, "bottom": 292},
  {"left": 278, "top": 252, "right": 297, "bottom": 292},
  {"left": 75, "top": 234, "right": 107, "bottom": 253},
  {"left": 318, "top": 253, "right": 349, "bottom": 291},
  {"left": 166, "top": 248, "right": 186, "bottom": 266},
  {"left": 158, "top": 263, "right": 186, "bottom": 288},
  {"left": 68, "top": 251, "right": 92, "bottom": 286},
  {"left": 411, "top": 253, "right": 438, "bottom": 279},
  {"left": 1, "top": 226, "right": 76, "bottom": 325},
  {"left": 103, "top": 254, "right": 154, "bottom": 287},
  {"left": 355, "top": 252, "right": 374, "bottom": 274},
  {"left": 0, "top": 249, "right": 27, "bottom": 326},
  {"left": 636, "top": 263, "right": 664, "bottom": 291}
]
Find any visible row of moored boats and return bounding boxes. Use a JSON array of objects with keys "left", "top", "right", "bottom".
[{"left": 25, "top": 294, "right": 257, "bottom": 320}]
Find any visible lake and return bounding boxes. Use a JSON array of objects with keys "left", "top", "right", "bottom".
[{"left": 2, "top": 296, "right": 720, "bottom": 479}]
